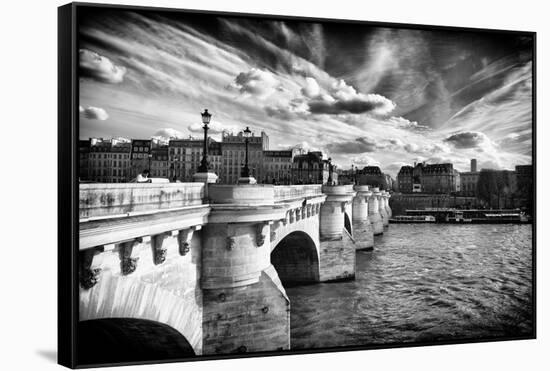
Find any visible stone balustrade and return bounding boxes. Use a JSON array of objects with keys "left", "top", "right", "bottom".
[
  {"left": 273, "top": 185, "right": 323, "bottom": 202},
  {"left": 79, "top": 183, "right": 206, "bottom": 220}
]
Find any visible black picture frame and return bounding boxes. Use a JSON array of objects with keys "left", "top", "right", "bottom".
[{"left": 58, "top": 2, "right": 536, "bottom": 368}]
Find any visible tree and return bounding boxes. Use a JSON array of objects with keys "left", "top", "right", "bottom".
[{"left": 477, "top": 170, "right": 510, "bottom": 208}]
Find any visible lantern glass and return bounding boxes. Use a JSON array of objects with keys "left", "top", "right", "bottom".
[{"left": 201, "top": 109, "right": 211, "bottom": 124}]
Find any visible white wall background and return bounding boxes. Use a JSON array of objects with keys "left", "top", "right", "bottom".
[{"left": 0, "top": 0, "right": 547, "bottom": 370}]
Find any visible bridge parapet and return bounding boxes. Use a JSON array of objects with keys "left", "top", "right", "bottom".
[
  {"left": 79, "top": 183, "right": 206, "bottom": 220},
  {"left": 273, "top": 185, "right": 323, "bottom": 202}
]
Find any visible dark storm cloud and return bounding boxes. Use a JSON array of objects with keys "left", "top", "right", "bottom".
[
  {"left": 79, "top": 49, "right": 127, "bottom": 84},
  {"left": 326, "top": 137, "right": 379, "bottom": 154},
  {"left": 309, "top": 98, "right": 387, "bottom": 115},
  {"left": 444, "top": 131, "right": 488, "bottom": 149},
  {"left": 349, "top": 27, "right": 533, "bottom": 129}
]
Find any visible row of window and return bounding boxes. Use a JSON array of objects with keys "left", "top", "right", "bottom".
[{"left": 89, "top": 153, "right": 129, "bottom": 159}]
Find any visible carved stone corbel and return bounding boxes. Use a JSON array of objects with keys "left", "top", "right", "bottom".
[
  {"left": 341, "top": 201, "right": 347, "bottom": 213},
  {"left": 178, "top": 226, "right": 201, "bottom": 256},
  {"left": 306, "top": 205, "right": 311, "bottom": 218},
  {"left": 289, "top": 210, "right": 295, "bottom": 224},
  {"left": 270, "top": 222, "right": 280, "bottom": 242},
  {"left": 226, "top": 236, "right": 236, "bottom": 251},
  {"left": 152, "top": 233, "right": 168, "bottom": 265},
  {"left": 301, "top": 207, "right": 306, "bottom": 219},
  {"left": 120, "top": 238, "right": 141, "bottom": 275},
  {"left": 256, "top": 222, "right": 268, "bottom": 247},
  {"left": 282, "top": 213, "right": 288, "bottom": 226},
  {"left": 296, "top": 208, "right": 302, "bottom": 221},
  {"left": 79, "top": 246, "right": 103, "bottom": 290}
]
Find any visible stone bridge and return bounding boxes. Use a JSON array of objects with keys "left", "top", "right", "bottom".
[{"left": 77, "top": 182, "right": 391, "bottom": 362}]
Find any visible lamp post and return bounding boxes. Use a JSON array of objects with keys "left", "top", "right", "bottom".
[
  {"left": 192, "top": 109, "right": 218, "bottom": 184},
  {"left": 241, "top": 126, "right": 252, "bottom": 178},
  {"left": 327, "top": 157, "right": 333, "bottom": 185},
  {"left": 197, "top": 109, "right": 211, "bottom": 173}
]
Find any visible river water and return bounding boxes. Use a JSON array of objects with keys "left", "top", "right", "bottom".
[{"left": 286, "top": 224, "right": 533, "bottom": 349}]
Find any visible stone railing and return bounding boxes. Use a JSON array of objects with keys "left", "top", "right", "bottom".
[
  {"left": 208, "top": 184, "right": 275, "bottom": 205},
  {"left": 79, "top": 183, "right": 206, "bottom": 220},
  {"left": 273, "top": 185, "right": 323, "bottom": 202}
]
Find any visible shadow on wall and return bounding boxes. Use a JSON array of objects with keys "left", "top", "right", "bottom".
[
  {"left": 344, "top": 213, "right": 352, "bottom": 236},
  {"left": 271, "top": 231, "right": 319, "bottom": 287}
]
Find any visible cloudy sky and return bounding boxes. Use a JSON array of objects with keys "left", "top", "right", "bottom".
[{"left": 78, "top": 7, "right": 533, "bottom": 176}]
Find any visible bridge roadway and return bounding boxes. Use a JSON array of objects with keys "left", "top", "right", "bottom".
[{"left": 77, "top": 182, "right": 391, "bottom": 362}]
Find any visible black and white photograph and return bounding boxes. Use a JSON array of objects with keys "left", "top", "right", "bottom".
[{"left": 62, "top": 2, "right": 534, "bottom": 368}]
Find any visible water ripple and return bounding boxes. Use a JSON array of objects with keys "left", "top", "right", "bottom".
[{"left": 287, "top": 224, "right": 533, "bottom": 349}]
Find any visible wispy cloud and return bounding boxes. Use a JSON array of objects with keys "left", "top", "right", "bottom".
[
  {"left": 80, "top": 105, "right": 109, "bottom": 120},
  {"left": 79, "top": 49, "right": 126, "bottom": 83}
]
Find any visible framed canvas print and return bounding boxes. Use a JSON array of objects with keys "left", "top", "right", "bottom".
[{"left": 58, "top": 2, "right": 536, "bottom": 368}]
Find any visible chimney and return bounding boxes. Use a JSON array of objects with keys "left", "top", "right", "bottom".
[{"left": 471, "top": 159, "right": 477, "bottom": 173}]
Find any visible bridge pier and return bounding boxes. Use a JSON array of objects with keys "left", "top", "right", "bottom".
[
  {"left": 378, "top": 190, "right": 389, "bottom": 228},
  {"left": 319, "top": 185, "right": 357, "bottom": 281},
  {"left": 201, "top": 185, "right": 290, "bottom": 355},
  {"left": 352, "top": 185, "right": 374, "bottom": 250},
  {"left": 368, "top": 187, "right": 384, "bottom": 235},
  {"left": 384, "top": 192, "right": 393, "bottom": 218}
]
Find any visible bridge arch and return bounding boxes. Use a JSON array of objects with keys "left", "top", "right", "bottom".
[
  {"left": 79, "top": 270, "right": 203, "bottom": 356},
  {"left": 270, "top": 230, "right": 320, "bottom": 286},
  {"left": 78, "top": 318, "right": 195, "bottom": 365}
]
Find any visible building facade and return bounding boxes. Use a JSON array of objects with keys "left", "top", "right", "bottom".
[
  {"left": 86, "top": 138, "right": 131, "bottom": 183},
  {"left": 150, "top": 146, "right": 169, "bottom": 178},
  {"left": 397, "top": 162, "right": 459, "bottom": 194},
  {"left": 79, "top": 140, "right": 91, "bottom": 181},
  {"left": 219, "top": 131, "right": 268, "bottom": 184},
  {"left": 168, "top": 138, "right": 222, "bottom": 182},
  {"left": 291, "top": 151, "right": 331, "bottom": 184},
  {"left": 397, "top": 165, "right": 413, "bottom": 193},
  {"left": 357, "top": 166, "right": 388, "bottom": 190},
  {"left": 418, "top": 163, "right": 459, "bottom": 193},
  {"left": 263, "top": 150, "right": 294, "bottom": 184},
  {"left": 130, "top": 139, "right": 152, "bottom": 180},
  {"left": 460, "top": 171, "right": 480, "bottom": 196}
]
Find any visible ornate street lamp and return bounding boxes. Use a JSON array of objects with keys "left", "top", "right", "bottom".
[
  {"left": 197, "top": 109, "right": 212, "bottom": 173},
  {"left": 327, "top": 157, "right": 333, "bottom": 185},
  {"left": 241, "top": 126, "right": 252, "bottom": 178}
]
